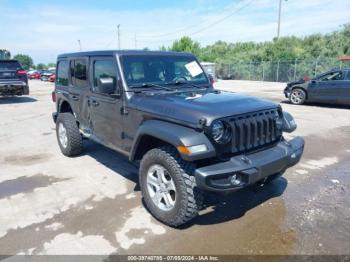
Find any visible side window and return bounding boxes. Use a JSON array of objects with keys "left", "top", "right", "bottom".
[
  {"left": 320, "top": 71, "right": 342, "bottom": 81},
  {"left": 69, "top": 59, "right": 87, "bottom": 87},
  {"left": 345, "top": 71, "right": 350, "bottom": 80},
  {"left": 56, "top": 61, "right": 69, "bottom": 86},
  {"left": 93, "top": 60, "right": 117, "bottom": 94},
  {"left": 74, "top": 59, "right": 87, "bottom": 88}
]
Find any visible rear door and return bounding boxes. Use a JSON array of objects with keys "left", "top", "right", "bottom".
[
  {"left": 338, "top": 70, "right": 350, "bottom": 105},
  {"left": 68, "top": 58, "right": 90, "bottom": 128},
  {"left": 88, "top": 57, "right": 124, "bottom": 149}
]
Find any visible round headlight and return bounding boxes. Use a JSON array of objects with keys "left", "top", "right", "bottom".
[{"left": 211, "top": 120, "right": 231, "bottom": 144}]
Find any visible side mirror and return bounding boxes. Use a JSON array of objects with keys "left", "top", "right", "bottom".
[
  {"left": 282, "top": 111, "right": 297, "bottom": 133},
  {"left": 208, "top": 74, "right": 215, "bottom": 85},
  {"left": 311, "top": 79, "right": 317, "bottom": 84},
  {"left": 97, "top": 77, "right": 120, "bottom": 98}
]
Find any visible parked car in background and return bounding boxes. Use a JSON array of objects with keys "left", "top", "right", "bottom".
[
  {"left": 40, "top": 70, "right": 55, "bottom": 81},
  {"left": 0, "top": 60, "right": 29, "bottom": 96},
  {"left": 27, "top": 70, "right": 41, "bottom": 80},
  {"left": 284, "top": 68, "right": 350, "bottom": 105},
  {"left": 48, "top": 74, "right": 56, "bottom": 82}
]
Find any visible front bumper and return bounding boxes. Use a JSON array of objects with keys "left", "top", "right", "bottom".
[
  {"left": 284, "top": 88, "right": 291, "bottom": 98},
  {"left": 52, "top": 112, "right": 58, "bottom": 123},
  {"left": 195, "top": 137, "right": 304, "bottom": 192}
]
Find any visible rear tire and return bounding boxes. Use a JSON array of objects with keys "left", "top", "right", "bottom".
[
  {"left": 56, "top": 113, "right": 83, "bottom": 157},
  {"left": 289, "top": 88, "right": 306, "bottom": 105},
  {"left": 139, "top": 146, "right": 203, "bottom": 227}
]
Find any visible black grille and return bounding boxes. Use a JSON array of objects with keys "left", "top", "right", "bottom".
[{"left": 228, "top": 109, "right": 282, "bottom": 154}]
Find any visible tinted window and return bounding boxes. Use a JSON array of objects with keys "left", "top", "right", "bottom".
[
  {"left": 56, "top": 61, "right": 68, "bottom": 86},
  {"left": 71, "top": 59, "right": 87, "bottom": 88},
  {"left": 93, "top": 60, "right": 117, "bottom": 93},
  {"left": 319, "top": 71, "right": 343, "bottom": 81},
  {"left": 345, "top": 71, "right": 350, "bottom": 80},
  {"left": 0, "top": 61, "right": 22, "bottom": 71},
  {"left": 120, "top": 55, "right": 209, "bottom": 87}
]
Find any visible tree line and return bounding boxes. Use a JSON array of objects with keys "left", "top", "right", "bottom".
[{"left": 164, "top": 24, "right": 350, "bottom": 64}]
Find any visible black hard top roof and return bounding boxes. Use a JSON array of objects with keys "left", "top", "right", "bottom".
[
  {"left": 57, "top": 50, "right": 195, "bottom": 59},
  {"left": 0, "top": 59, "right": 19, "bottom": 62}
]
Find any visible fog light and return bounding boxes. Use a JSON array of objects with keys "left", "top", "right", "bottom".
[
  {"left": 231, "top": 174, "right": 241, "bottom": 186},
  {"left": 291, "top": 153, "right": 296, "bottom": 159}
]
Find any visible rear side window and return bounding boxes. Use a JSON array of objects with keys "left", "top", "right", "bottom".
[
  {"left": 93, "top": 60, "right": 117, "bottom": 93},
  {"left": 0, "top": 61, "right": 22, "bottom": 70},
  {"left": 56, "top": 61, "right": 68, "bottom": 86},
  {"left": 345, "top": 71, "right": 350, "bottom": 80},
  {"left": 70, "top": 59, "right": 87, "bottom": 88}
]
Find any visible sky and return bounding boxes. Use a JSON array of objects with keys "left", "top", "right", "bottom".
[{"left": 0, "top": 0, "right": 349, "bottom": 63}]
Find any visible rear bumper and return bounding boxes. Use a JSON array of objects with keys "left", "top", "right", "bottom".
[
  {"left": 0, "top": 81, "right": 29, "bottom": 95},
  {"left": 195, "top": 137, "right": 304, "bottom": 193}
]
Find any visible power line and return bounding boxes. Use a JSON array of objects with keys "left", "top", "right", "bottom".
[
  {"left": 188, "top": 0, "right": 255, "bottom": 36},
  {"left": 138, "top": 0, "right": 245, "bottom": 39},
  {"left": 136, "top": 0, "right": 254, "bottom": 44}
]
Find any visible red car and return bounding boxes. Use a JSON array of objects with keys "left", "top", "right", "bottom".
[
  {"left": 48, "top": 74, "right": 56, "bottom": 82},
  {"left": 27, "top": 70, "right": 41, "bottom": 80}
]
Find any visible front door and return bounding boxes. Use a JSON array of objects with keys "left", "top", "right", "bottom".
[
  {"left": 88, "top": 57, "right": 124, "bottom": 149},
  {"left": 308, "top": 71, "right": 342, "bottom": 103}
]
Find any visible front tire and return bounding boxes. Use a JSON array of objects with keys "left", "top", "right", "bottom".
[
  {"left": 139, "top": 146, "right": 203, "bottom": 227},
  {"left": 56, "top": 113, "right": 83, "bottom": 157},
  {"left": 289, "top": 88, "right": 306, "bottom": 105}
]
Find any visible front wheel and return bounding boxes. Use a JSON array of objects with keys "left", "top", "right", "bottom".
[
  {"left": 139, "top": 146, "right": 203, "bottom": 227},
  {"left": 289, "top": 88, "right": 306, "bottom": 105}
]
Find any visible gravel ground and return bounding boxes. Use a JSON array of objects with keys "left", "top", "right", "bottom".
[{"left": 0, "top": 79, "right": 349, "bottom": 257}]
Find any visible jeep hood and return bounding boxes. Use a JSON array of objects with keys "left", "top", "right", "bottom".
[{"left": 128, "top": 90, "right": 278, "bottom": 126}]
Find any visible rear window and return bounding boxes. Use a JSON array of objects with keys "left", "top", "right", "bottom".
[
  {"left": 56, "top": 61, "right": 69, "bottom": 86},
  {"left": 0, "top": 61, "right": 22, "bottom": 70}
]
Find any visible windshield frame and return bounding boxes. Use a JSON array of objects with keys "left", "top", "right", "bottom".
[{"left": 119, "top": 53, "right": 210, "bottom": 91}]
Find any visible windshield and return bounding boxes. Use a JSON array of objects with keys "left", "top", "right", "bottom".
[{"left": 120, "top": 55, "right": 209, "bottom": 87}]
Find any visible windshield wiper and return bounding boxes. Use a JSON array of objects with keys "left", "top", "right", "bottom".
[
  {"left": 167, "top": 80, "right": 209, "bottom": 89},
  {"left": 129, "top": 83, "right": 173, "bottom": 91}
]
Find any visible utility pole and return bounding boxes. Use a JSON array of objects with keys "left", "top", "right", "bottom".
[
  {"left": 117, "top": 24, "right": 121, "bottom": 50},
  {"left": 277, "top": 0, "right": 287, "bottom": 39},
  {"left": 77, "top": 39, "right": 82, "bottom": 51}
]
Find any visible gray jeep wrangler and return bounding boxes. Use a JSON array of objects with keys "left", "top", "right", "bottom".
[{"left": 52, "top": 50, "right": 304, "bottom": 227}]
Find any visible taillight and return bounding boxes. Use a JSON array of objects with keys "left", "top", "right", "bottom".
[
  {"left": 52, "top": 91, "right": 56, "bottom": 102},
  {"left": 16, "top": 69, "right": 27, "bottom": 75}
]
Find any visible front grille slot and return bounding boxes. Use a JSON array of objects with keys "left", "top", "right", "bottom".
[{"left": 229, "top": 109, "right": 281, "bottom": 154}]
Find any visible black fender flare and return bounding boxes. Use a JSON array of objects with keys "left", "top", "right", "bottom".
[{"left": 130, "top": 120, "right": 216, "bottom": 161}]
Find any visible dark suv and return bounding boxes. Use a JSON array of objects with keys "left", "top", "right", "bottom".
[
  {"left": 52, "top": 50, "right": 304, "bottom": 227},
  {"left": 284, "top": 68, "right": 350, "bottom": 105},
  {"left": 0, "top": 60, "right": 29, "bottom": 96}
]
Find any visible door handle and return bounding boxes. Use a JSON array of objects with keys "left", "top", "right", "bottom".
[
  {"left": 91, "top": 100, "right": 99, "bottom": 106},
  {"left": 71, "top": 95, "right": 79, "bottom": 101}
]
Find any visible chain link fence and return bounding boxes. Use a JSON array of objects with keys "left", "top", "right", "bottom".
[{"left": 215, "top": 58, "right": 345, "bottom": 82}]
